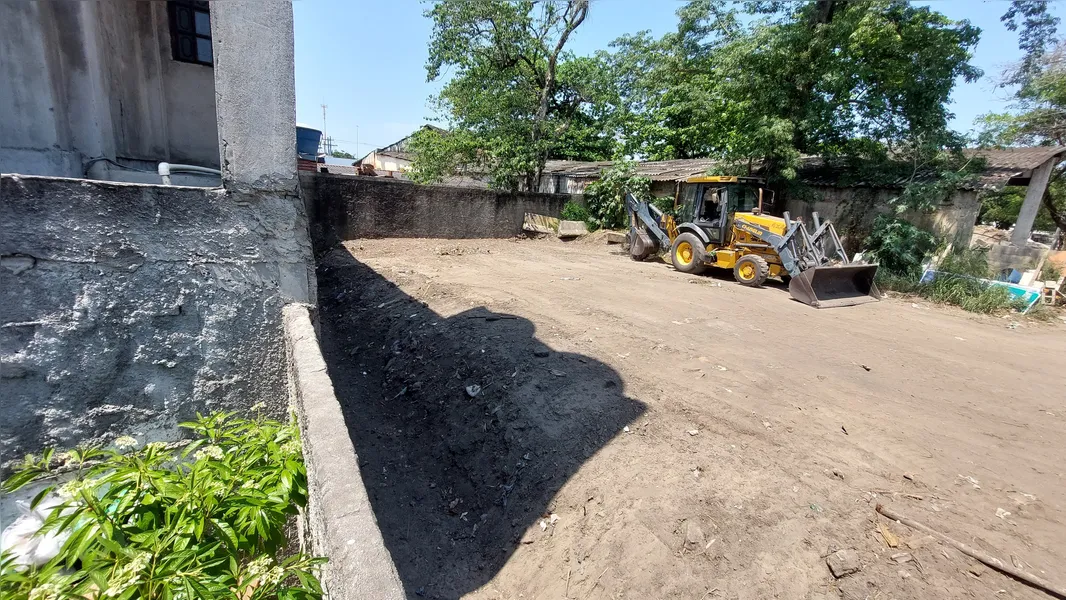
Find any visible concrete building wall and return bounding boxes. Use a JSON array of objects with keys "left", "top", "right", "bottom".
[
  {"left": 0, "top": 175, "right": 314, "bottom": 462},
  {"left": 0, "top": 0, "right": 310, "bottom": 464},
  {"left": 784, "top": 187, "right": 981, "bottom": 251},
  {"left": 301, "top": 173, "right": 572, "bottom": 251},
  {"left": 0, "top": 0, "right": 219, "bottom": 179}
]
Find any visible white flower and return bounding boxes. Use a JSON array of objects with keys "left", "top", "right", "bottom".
[
  {"left": 194, "top": 445, "right": 224, "bottom": 461},
  {"left": 250, "top": 402, "right": 266, "bottom": 411},
  {"left": 145, "top": 441, "right": 168, "bottom": 452},
  {"left": 58, "top": 478, "right": 94, "bottom": 499},
  {"left": 29, "top": 582, "right": 63, "bottom": 600},
  {"left": 262, "top": 566, "right": 286, "bottom": 588},
  {"left": 104, "top": 551, "right": 152, "bottom": 597},
  {"left": 279, "top": 440, "right": 301, "bottom": 457},
  {"left": 114, "top": 436, "right": 138, "bottom": 450},
  {"left": 245, "top": 556, "right": 273, "bottom": 579}
]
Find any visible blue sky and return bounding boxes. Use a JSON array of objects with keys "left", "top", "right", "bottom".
[{"left": 293, "top": 0, "right": 1058, "bottom": 156}]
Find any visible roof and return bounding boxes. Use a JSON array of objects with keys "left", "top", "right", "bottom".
[
  {"left": 358, "top": 125, "right": 449, "bottom": 164},
  {"left": 317, "top": 164, "right": 358, "bottom": 176},
  {"left": 542, "top": 147, "right": 1066, "bottom": 190},
  {"left": 376, "top": 151, "right": 413, "bottom": 162},
  {"left": 962, "top": 146, "right": 1066, "bottom": 188},
  {"left": 542, "top": 159, "right": 721, "bottom": 182}
]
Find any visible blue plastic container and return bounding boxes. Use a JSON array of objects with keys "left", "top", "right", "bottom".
[{"left": 296, "top": 125, "right": 322, "bottom": 160}]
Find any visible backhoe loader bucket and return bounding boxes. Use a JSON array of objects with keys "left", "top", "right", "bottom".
[{"left": 788, "top": 263, "right": 881, "bottom": 308}]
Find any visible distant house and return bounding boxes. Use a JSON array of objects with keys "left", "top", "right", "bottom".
[{"left": 356, "top": 125, "right": 448, "bottom": 177}]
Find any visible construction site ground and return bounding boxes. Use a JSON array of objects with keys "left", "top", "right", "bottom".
[{"left": 316, "top": 235, "right": 1066, "bottom": 600}]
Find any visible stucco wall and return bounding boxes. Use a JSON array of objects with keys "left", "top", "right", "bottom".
[
  {"left": 0, "top": 174, "right": 315, "bottom": 464},
  {"left": 784, "top": 187, "right": 981, "bottom": 250},
  {"left": 0, "top": 0, "right": 218, "bottom": 179},
  {"left": 301, "top": 173, "right": 572, "bottom": 249}
]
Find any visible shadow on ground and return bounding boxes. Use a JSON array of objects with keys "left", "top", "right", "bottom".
[{"left": 316, "top": 247, "right": 646, "bottom": 599}]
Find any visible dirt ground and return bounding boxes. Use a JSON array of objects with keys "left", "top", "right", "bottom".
[{"left": 316, "top": 235, "right": 1066, "bottom": 600}]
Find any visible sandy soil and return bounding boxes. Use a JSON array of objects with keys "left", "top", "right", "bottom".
[{"left": 316, "top": 236, "right": 1066, "bottom": 600}]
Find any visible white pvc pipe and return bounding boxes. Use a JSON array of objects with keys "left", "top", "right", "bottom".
[
  {"left": 157, "top": 162, "right": 172, "bottom": 185},
  {"left": 158, "top": 162, "right": 222, "bottom": 185}
]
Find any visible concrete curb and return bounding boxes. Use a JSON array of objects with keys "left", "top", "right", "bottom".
[{"left": 283, "top": 304, "right": 405, "bottom": 599}]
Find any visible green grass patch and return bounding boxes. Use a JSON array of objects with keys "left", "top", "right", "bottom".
[{"left": 876, "top": 249, "right": 1029, "bottom": 315}]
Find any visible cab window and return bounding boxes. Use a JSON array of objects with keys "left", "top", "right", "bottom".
[{"left": 730, "top": 185, "right": 760, "bottom": 213}]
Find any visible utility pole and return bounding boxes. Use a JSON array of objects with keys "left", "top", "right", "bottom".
[
  {"left": 356, "top": 125, "right": 360, "bottom": 159},
  {"left": 320, "top": 103, "right": 328, "bottom": 155}
]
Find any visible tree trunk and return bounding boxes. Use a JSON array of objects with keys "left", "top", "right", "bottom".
[{"left": 528, "top": 0, "right": 588, "bottom": 192}]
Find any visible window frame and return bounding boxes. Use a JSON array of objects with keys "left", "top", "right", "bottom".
[{"left": 168, "top": 0, "right": 213, "bottom": 66}]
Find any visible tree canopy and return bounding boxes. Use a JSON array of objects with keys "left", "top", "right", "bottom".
[
  {"left": 415, "top": 0, "right": 983, "bottom": 191},
  {"left": 416, "top": 0, "right": 613, "bottom": 190},
  {"left": 978, "top": 0, "right": 1066, "bottom": 231},
  {"left": 608, "top": 0, "right": 981, "bottom": 181}
]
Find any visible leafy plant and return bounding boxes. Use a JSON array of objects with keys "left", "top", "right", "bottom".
[
  {"left": 651, "top": 196, "right": 676, "bottom": 218},
  {"left": 876, "top": 247, "right": 1028, "bottom": 314},
  {"left": 863, "top": 216, "right": 939, "bottom": 277},
  {"left": 583, "top": 161, "right": 650, "bottom": 230},
  {"left": 1, "top": 412, "right": 325, "bottom": 600},
  {"left": 560, "top": 201, "right": 589, "bottom": 223},
  {"left": 1040, "top": 260, "right": 1063, "bottom": 281},
  {"left": 419, "top": 0, "right": 608, "bottom": 190}
]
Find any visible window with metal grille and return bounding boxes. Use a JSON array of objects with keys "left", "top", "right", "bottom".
[{"left": 168, "top": 0, "right": 212, "bottom": 66}]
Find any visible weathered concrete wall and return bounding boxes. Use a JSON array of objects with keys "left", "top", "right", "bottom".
[
  {"left": 283, "top": 304, "right": 405, "bottom": 600},
  {"left": 0, "top": 0, "right": 219, "bottom": 179},
  {"left": 784, "top": 187, "right": 981, "bottom": 250},
  {"left": 0, "top": 174, "right": 315, "bottom": 463},
  {"left": 301, "top": 173, "right": 572, "bottom": 249},
  {"left": 210, "top": 0, "right": 295, "bottom": 191}
]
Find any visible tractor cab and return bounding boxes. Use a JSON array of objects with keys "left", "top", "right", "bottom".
[{"left": 676, "top": 176, "right": 769, "bottom": 244}]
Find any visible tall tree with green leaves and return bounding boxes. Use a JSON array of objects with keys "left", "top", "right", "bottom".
[
  {"left": 607, "top": 0, "right": 981, "bottom": 184},
  {"left": 418, "top": 0, "right": 613, "bottom": 190},
  {"left": 978, "top": 0, "right": 1066, "bottom": 232}
]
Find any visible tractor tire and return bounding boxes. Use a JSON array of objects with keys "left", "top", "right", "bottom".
[
  {"left": 670, "top": 233, "right": 706, "bottom": 274},
  {"left": 734, "top": 254, "right": 769, "bottom": 287}
]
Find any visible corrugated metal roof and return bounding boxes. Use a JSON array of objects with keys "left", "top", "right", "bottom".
[{"left": 542, "top": 147, "right": 1066, "bottom": 189}]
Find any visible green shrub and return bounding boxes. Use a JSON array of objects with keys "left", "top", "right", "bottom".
[
  {"left": 937, "top": 248, "right": 992, "bottom": 278},
  {"left": 584, "top": 162, "right": 650, "bottom": 230},
  {"left": 862, "top": 215, "right": 938, "bottom": 277},
  {"left": 876, "top": 248, "right": 1026, "bottom": 314},
  {"left": 651, "top": 196, "right": 676, "bottom": 218},
  {"left": 560, "top": 201, "right": 589, "bottom": 223},
  {"left": 1040, "top": 261, "right": 1063, "bottom": 282},
  {"left": 1, "top": 411, "right": 324, "bottom": 600}
]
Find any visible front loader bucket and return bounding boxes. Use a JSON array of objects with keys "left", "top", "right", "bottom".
[{"left": 788, "top": 263, "right": 881, "bottom": 308}]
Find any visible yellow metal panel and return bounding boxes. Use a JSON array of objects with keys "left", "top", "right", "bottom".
[
  {"left": 713, "top": 249, "right": 737, "bottom": 268},
  {"left": 735, "top": 213, "right": 787, "bottom": 235},
  {"left": 684, "top": 176, "right": 766, "bottom": 184},
  {"left": 686, "top": 176, "right": 738, "bottom": 183}
]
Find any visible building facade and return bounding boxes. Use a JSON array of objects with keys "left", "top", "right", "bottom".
[{"left": 2, "top": 0, "right": 220, "bottom": 185}]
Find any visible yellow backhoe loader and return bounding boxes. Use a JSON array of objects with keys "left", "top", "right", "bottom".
[{"left": 625, "top": 176, "right": 880, "bottom": 308}]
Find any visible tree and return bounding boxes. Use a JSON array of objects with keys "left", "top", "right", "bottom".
[
  {"left": 978, "top": 1, "right": 1066, "bottom": 232},
  {"left": 406, "top": 126, "right": 481, "bottom": 184},
  {"left": 607, "top": 1, "right": 981, "bottom": 183},
  {"left": 331, "top": 149, "right": 356, "bottom": 160},
  {"left": 420, "top": 0, "right": 607, "bottom": 190}
]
